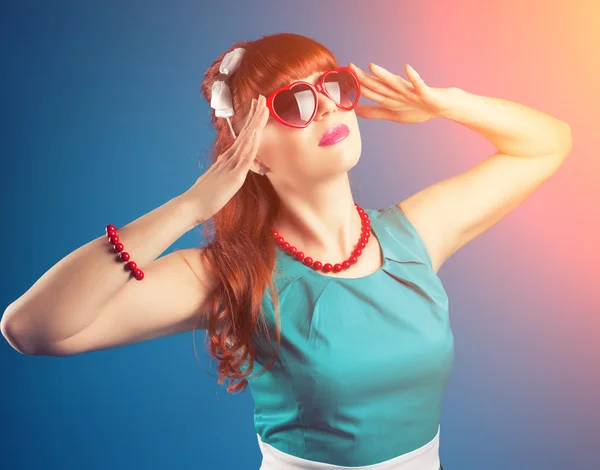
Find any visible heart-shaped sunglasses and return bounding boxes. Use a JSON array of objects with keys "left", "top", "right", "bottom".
[{"left": 265, "top": 66, "right": 361, "bottom": 128}]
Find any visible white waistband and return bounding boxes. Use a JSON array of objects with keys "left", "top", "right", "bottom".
[{"left": 258, "top": 425, "right": 441, "bottom": 470}]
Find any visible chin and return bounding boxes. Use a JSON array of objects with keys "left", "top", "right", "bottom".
[
  {"left": 328, "top": 134, "right": 362, "bottom": 175},
  {"left": 335, "top": 130, "right": 361, "bottom": 159}
]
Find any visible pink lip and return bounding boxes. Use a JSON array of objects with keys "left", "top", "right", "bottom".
[{"left": 319, "top": 124, "right": 350, "bottom": 146}]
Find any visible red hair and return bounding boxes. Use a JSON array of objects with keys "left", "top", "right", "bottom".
[{"left": 194, "top": 33, "right": 339, "bottom": 393}]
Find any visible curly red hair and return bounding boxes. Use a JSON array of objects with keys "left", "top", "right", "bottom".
[{"left": 194, "top": 33, "right": 340, "bottom": 393}]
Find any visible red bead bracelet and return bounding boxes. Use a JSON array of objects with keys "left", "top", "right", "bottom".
[{"left": 105, "top": 224, "right": 144, "bottom": 280}]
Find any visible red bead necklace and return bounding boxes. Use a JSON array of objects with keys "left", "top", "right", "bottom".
[{"left": 271, "top": 203, "right": 371, "bottom": 274}]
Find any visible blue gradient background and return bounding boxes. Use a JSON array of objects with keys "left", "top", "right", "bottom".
[{"left": 1, "top": 1, "right": 598, "bottom": 469}]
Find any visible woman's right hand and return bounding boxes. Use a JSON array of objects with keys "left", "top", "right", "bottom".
[{"left": 182, "top": 94, "right": 270, "bottom": 225}]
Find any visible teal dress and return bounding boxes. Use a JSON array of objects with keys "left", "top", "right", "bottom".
[{"left": 243, "top": 204, "right": 454, "bottom": 467}]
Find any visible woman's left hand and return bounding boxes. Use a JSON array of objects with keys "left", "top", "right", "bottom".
[{"left": 348, "top": 62, "right": 454, "bottom": 124}]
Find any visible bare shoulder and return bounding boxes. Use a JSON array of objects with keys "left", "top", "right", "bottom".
[{"left": 176, "top": 246, "right": 218, "bottom": 292}]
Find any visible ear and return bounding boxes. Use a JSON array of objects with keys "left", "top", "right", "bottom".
[{"left": 249, "top": 159, "right": 267, "bottom": 176}]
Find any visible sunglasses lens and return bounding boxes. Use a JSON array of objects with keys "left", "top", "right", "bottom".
[
  {"left": 272, "top": 83, "right": 315, "bottom": 127},
  {"left": 324, "top": 69, "right": 359, "bottom": 109},
  {"left": 272, "top": 70, "right": 359, "bottom": 127}
]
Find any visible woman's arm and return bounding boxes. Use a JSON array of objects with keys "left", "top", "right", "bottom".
[{"left": 1, "top": 195, "right": 201, "bottom": 354}]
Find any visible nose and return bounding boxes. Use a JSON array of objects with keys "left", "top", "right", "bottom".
[{"left": 313, "top": 89, "right": 339, "bottom": 121}]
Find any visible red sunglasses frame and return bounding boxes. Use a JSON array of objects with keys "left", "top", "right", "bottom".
[{"left": 265, "top": 66, "right": 361, "bottom": 129}]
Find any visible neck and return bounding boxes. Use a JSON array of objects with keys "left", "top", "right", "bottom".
[{"left": 273, "top": 173, "right": 364, "bottom": 261}]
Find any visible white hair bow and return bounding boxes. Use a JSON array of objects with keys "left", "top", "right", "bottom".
[{"left": 210, "top": 47, "right": 246, "bottom": 139}]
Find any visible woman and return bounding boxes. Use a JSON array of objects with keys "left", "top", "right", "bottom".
[{"left": 1, "top": 32, "right": 572, "bottom": 469}]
